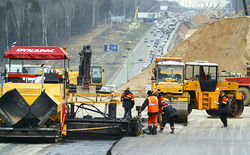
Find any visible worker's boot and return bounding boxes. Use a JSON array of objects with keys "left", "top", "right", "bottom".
[
  {"left": 152, "top": 126, "right": 157, "bottom": 135},
  {"left": 170, "top": 128, "right": 175, "bottom": 134},
  {"left": 159, "top": 128, "right": 164, "bottom": 133},
  {"left": 147, "top": 126, "right": 152, "bottom": 135}
]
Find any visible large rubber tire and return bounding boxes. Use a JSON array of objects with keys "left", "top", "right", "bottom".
[
  {"left": 239, "top": 87, "right": 250, "bottom": 106},
  {"left": 206, "top": 109, "right": 219, "bottom": 116},
  {"left": 229, "top": 99, "right": 244, "bottom": 117},
  {"left": 188, "top": 102, "right": 194, "bottom": 115},
  {"left": 128, "top": 117, "right": 142, "bottom": 136}
]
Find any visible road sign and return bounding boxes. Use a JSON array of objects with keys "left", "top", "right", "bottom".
[
  {"left": 104, "top": 45, "right": 108, "bottom": 52},
  {"left": 109, "top": 45, "right": 118, "bottom": 52},
  {"left": 111, "top": 16, "right": 125, "bottom": 23},
  {"left": 104, "top": 45, "right": 118, "bottom": 52}
]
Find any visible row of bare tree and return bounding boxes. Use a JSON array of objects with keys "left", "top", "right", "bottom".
[{"left": 0, "top": 0, "right": 156, "bottom": 63}]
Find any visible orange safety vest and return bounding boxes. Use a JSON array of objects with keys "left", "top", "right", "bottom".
[
  {"left": 158, "top": 96, "right": 164, "bottom": 103},
  {"left": 221, "top": 96, "right": 228, "bottom": 104},
  {"left": 148, "top": 96, "right": 159, "bottom": 113}
]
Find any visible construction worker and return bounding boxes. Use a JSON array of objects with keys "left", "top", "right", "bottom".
[
  {"left": 160, "top": 102, "right": 177, "bottom": 134},
  {"left": 218, "top": 91, "right": 229, "bottom": 128},
  {"left": 153, "top": 88, "right": 164, "bottom": 103},
  {"left": 141, "top": 90, "right": 161, "bottom": 135},
  {"left": 152, "top": 88, "right": 164, "bottom": 123},
  {"left": 121, "top": 88, "right": 135, "bottom": 119},
  {"left": 200, "top": 66, "right": 207, "bottom": 80}
]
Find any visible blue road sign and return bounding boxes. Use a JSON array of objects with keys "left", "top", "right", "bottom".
[
  {"left": 104, "top": 44, "right": 118, "bottom": 52},
  {"left": 109, "top": 44, "right": 118, "bottom": 52},
  {"left": 104, "top": 45, "right": 108, "bottom": 52}
]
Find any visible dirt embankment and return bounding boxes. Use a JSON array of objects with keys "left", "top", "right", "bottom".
[
  {"left": 168, "top": 22, "right": 192, "bottom": 52},
  {"left": 167, "top": 17, "right": 250, "bottom": 75},
  {"left": 120, "top": 17, "right": 250, "bottom": 97},
  {"left": 191, "top": 13, "right": 213, "bottom": 28}
]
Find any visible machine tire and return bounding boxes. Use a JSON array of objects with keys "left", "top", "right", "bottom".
[
  {"left": 128, "top": 117, "right": 142, "bottom": 136},
  {"left": 188, "top": 102, "right": 194, "bottom": 115},
  {"left": 229, "top": 98, "right": 244, "bottom": 117},
  {"left": 206, "top": 109, "right": 219, "bottom": 116},
  {"left": 239, "top": 87, "right": 250, "bottom": 106}
]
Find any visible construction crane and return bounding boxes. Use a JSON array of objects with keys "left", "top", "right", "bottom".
[
  {"left": 109, "top": 11, "right": 114, "bottom": 17},
  {"left": 134, "top": 6, "right": 139, "bottom": 21},
  {"left": 207, "top": 1, "right": 224, "bottom": 19},
  {"left": 216, "top": 3, "right": 225, "bottom": 18},
  {"left": 129, "top": 0, "right": 140, "bottom": 28}
]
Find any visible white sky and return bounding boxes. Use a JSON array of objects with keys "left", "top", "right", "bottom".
[{"left": 167, "top": 0, "right": 229, "bottom": 8}]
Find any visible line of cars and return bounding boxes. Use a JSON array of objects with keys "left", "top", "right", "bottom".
[{"left": 141, "top": 17, "right": 180, "bottom": 72}]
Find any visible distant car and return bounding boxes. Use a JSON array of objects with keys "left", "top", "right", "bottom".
[
  {"left": 99, "top": 87, "right": 111, "bottom": 92},
  {"left": 141, "top": 67, "right": 147, "bottom": 72},
  {"left": 138, "top": 58, "right": 143, "bottom": 62}
]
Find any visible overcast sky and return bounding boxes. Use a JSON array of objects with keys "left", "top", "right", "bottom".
[{"left": 167, "top": 0, "right": 229, "bottom": 8}]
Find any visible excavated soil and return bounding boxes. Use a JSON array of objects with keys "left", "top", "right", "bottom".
[
  {"left": 191, "top": 13, "right": 213, "bottom": 28},
  {"left": 168, "top": 17, "right": 250, "bottom": 75},
  {"left": 120, "top": 17, "right": 250, "bottom": 97}
]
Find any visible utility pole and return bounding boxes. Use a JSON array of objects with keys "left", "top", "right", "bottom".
[
  {"left": 242, "top": 0, "right": 249, "bottom": 15},
  {"left": 126, "top": 41, "right": 132, "bottom": 82}
]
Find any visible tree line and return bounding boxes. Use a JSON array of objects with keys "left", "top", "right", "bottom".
[{"left": 0, "top": 0, "right": 156, "bottom": 63}]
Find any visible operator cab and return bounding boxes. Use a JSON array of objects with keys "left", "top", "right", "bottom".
[
  {"left": 5, "top": 63, "right": 62, "bottom": 83},
  {"left": 185, "top": 61, "right": 218, "bottom": 92},
  {"left": 90, "top": 65, "right": 103, "bottom": 90},
  {"left": 156, "top": 61, "right": 185, "bottom": 83}
]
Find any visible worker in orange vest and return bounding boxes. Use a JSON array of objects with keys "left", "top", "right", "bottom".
[
  {"left": 153, "top": 88, "right": 164, "bottom": 103},
  {"left": 141, "top": 90, "right": 161, "bottom": 135},
  {"left": 121, "top": 88, "right": 135, "bottom": 119},
  {"left": 152, "top": 88, "right": 164, "bottom": 123},
  {"left": 160, "top": 102, "right": 177, "bottom": 134}
]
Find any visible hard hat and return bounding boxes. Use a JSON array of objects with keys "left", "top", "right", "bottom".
[
  {"left": 147, "top": 90, "right": 152, "bottom": 96},
  {"left": 220, "top": 91, "right": 225, "bottom": 95}
]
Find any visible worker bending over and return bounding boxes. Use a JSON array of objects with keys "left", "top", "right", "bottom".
[
  {"left": 141, "top": 90, "right": 161, "bottom": 135},
  {"left": 160, "top": 101, "right": 177, "bottom": 134}
]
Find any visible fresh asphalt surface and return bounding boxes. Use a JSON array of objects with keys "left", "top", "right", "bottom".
[
  {"left": 1, "top": 19, "right": 248, "bottom": 155},
  {"left": 1, "top": 105, "right": 250, "bottom": 155},
  {"left": 111, "top": 107, "right": 250, "bottom": 155}
]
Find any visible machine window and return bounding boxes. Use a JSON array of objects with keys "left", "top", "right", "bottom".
[
  {"left": 92, "top": 66, "right": 102, "bottom": 83},
  {"left": 157, "top": 65, "right": 183, "bottom": 83}
]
